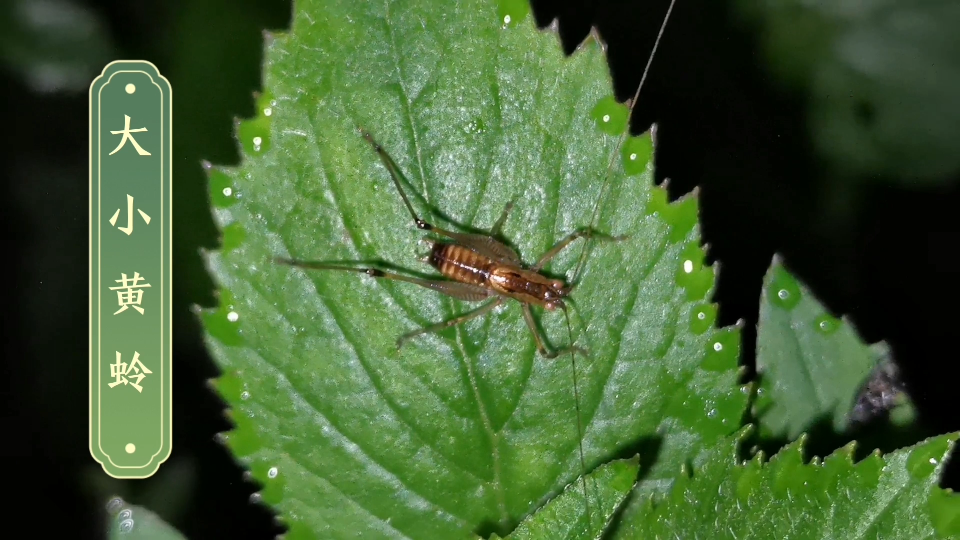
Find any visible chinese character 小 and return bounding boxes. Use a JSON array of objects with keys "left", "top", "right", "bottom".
[{"left": 109, "top": 194, "right": 151, "bottom": 235}]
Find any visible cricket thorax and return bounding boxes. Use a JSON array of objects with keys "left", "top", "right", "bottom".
[{"left": 488, "top": 267, "right": 566, "bottom": 308}]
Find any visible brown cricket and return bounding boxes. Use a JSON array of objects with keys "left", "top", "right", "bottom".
[{"left": 277, "top": 128, "right": 618, "bottom": 359}]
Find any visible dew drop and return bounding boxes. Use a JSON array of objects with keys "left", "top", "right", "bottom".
[
  {"left": 814, "top": 314, "right": 840, "bottom": 335},
  {"left": 268, "top": 466, "right": 279, "bottom": 478},
  {"left": 689, "top": 303, "right": 716, "bottom": 335},
  {"left": 622, "top": 135, "right": 653, "bottom": 175},
  {"left": 707, "top": 408, "right": 718, "bottom": 418},
  {"left": 227, "top": 311, "right": 239, "bottom": 322},
  {"left": 590, "top": 95, "right": 628, "bottom": 135},
  {"left": 106, "top": 497, "right": 124, "bottom": 514},
  {"left": 238, "top": 117, "right": 271, "bottom": 155},
  {"left": 208, "top": 169, "right": 238, "bottom": 208},
  {"left": 263, "top": 107, "right": 272, "bottom": 116},
  {"left": 497, "top": 0, "right": 529, "bottom": 28},
  {"left": 240, "top": 390, "right": 250, "bottom": 400},
  {"left": 249, "top": 492, "right": 263, "bottom": 504},
  {"left": 676, "top": 243, "right": 713, "bottom": 302},
  {"left": 701, "top": 327, "right": 739, "bottom": 372},
  {"left": 118, "top": 509, "right": 133, "bottom": 521},
  {"left": 906, "top": 437, "right": 951, "bottom": 479},
  {"left": 768, "top": 265, "right": 802, "bottom": 310},
  {"left": 118, "top": 519, "right": 134, "bottom": 533}
]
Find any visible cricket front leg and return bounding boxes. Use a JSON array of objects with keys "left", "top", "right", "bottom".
[
  {"left": 520, "top": 304, "right": 587, "bottom": 359},
  {"left": 531, "top": 229, "right": 627, "bottom": 272}
]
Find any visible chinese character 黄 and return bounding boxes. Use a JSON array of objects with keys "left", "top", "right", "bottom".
[{"left": 109, "top": 272, "right": 151, "bottom": 315}]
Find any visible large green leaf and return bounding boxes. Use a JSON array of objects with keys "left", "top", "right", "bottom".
[
  {"left": 201, "top": 0, "right": 744, "bottom": 537},
  {"left": 623, "top": 428, "right": 960, "bottom": 539}
]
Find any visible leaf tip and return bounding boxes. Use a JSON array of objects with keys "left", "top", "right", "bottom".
[{"left": 575, "top": 26, "right": 608, "bottom": 55}]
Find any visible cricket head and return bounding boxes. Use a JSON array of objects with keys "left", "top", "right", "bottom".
[{"left": 543, "top": 278, "right": 571, "bottom": 311}]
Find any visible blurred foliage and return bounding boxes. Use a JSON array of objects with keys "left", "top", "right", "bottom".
[
  {"left": 105, "top": 496, "right": 187, "bottom": 540},
  {"left": 735, "top": 0, "right": 960, "bottom": 184},
  {"left": 0, "top": 0, "right": 114, "bottom": 93}
]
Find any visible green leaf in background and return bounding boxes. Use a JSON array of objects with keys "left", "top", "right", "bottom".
[
  {"left": 494, "top": 457, "right": 639, "bottom": 540},
  {"left": 105, "top": 497, "right": 187, "bottom": 540},
  {"left": 735, "top": 0, "right": 960, "bottom": 184},
  {"left": 624, "top": 428, "right": 960, "bottom": 539},
  {"left": 754, "top": 256, "right": 888, "bottom": 441},
  {"left": 200, "top": 0, "right": 745, "bottom": 537}
]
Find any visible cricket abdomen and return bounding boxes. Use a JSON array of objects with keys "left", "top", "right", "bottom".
[{"left": 429, "top": 243, "right": 493, "bottom": 286}]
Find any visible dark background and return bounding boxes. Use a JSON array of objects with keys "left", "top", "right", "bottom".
[{"left": 3, "top": 0, "right": 957, "bottom": 538}]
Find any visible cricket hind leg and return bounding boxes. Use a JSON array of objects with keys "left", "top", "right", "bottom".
[
  {"left": 274, "top": 258, "right": 493, "bottom": 302},
  {"left": 275, "top": 257, "right": 501, "bottom": 349},
  {"left": 359, "top": 128, "right": 522, "bottom": 265},
  {"left": 397, "top": 297, "right": 504, "bottom": 350}
]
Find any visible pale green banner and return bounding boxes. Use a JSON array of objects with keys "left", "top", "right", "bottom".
[{"left": 89, "top": 61, "right": 172, "bottom": 479}]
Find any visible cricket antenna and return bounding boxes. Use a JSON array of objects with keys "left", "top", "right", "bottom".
[
  {"left": 562, "top": 303, "right": 593, "bottom": 531},
  {"left": 570, "top": 0, "right": 678, "bottom": 287},
  {"left": 565, "top": 0, "right": 677, "bottom": 533}
]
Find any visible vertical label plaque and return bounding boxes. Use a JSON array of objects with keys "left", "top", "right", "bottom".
[{"left": 90, "top": 61, "right": 172, "bottom": 478}]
